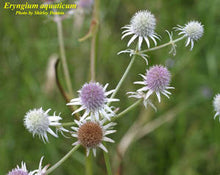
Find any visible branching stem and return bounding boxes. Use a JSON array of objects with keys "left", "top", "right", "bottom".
[{"left": 46, "top": 145, "right": 80, "bottom": 174}]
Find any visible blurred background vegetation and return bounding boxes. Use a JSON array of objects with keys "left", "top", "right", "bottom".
[{"left": 0, "top": 0, "right": 220, "bottom": 174}]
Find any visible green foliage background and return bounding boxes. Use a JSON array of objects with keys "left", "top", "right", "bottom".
[{"left": 0, "top": 0, "right": 220, "bottom": 174}]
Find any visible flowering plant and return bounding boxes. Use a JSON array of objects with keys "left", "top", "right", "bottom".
[{"left": 7, "top": 1, "right": 207, "bottom": 175}]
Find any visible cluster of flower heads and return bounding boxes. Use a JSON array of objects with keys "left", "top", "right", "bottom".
[
  {"left": 121, "top": 10, "right": 204, "bottom": 61},
  {"left": 8, "top": 157, "right": 48, "bottom": 175},
  {"left": 120, "top": 9, "right": 204, "bottom": 108},
  {"left": 22, "top": 82, "right": 119, "bottom": 157},
  {"left": 9, "top": 8, "right": 206, "bottom": 174},
  {"left": 67, "top": 82, "right": 119, "bottom": 156}
]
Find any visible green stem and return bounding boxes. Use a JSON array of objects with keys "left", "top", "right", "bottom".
[
  {"left": 56, "top": 18, "right": 73, "bottom": 97},
  {"left": 103, "top": 149, "right": 112, "bottom": 175},
  {"left": 86, "top": 153, "right": 93, "bottom": 175},
  {"left": 90, "top": 35, "right": 96, "bottom": 81},
  {"left": 140, "top": 36, "right": 185, "bottom": 53},
  {"left": 46, "top": 145, "right": 80, "bottom": 174},
  {"left": 61, "top": 122, "right": 75, "bottom": 126},
  {"left": 108, "top": 54, "right": 137, "bottom": 105},
  {"left": 110, "top": 99, "right": 142, "bottom": 123},
  {"left": 90, "top": 0, "right": 99, "bottom": 81}
]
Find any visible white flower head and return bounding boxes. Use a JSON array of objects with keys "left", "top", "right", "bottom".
[
  {"left": 213, "top": 94, "right": 220, "bottom": 121},
  {"left": 122, "top": 10, "right": 160, "bottom": 50},
  {"left": 175, "top": 21, "right": 204, "bottom": 50},
  {"left": 67, "top": 82, "right": 119, "bottom": 121},
  {"left": 71, "top": 119, "right": 116, "bottom": 156},
  {"left": 24, "top": 108, "right": 66, "bottom": 143},
  {"left": 129, "top": 65, "right": 174, "bottom": 103}
]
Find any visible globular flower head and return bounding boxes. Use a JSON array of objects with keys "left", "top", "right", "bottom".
[
  {"left": 67, "top": 82, "right": 119, "bottom": 121},
  {"left": 131, "top": 10, "right": 156, "bottom": 37},
  {"left": 213, "top": 94, "right": 220, "bottom": 120},
  {"left": 72, "top": 119, "right": 116, "bottom": 156},
  {"left": 78, "top": 122, "right": 103, "bottom": 148},
  {"left": 80, "top": 82, "right": 105, "bottom": 111},
  {"left": 8, "top": 162, "right": 29, "bottom": 175},
  {"left": 175, "top": 21, "right": 204, "bottom": 50},
  {"left": 78, "top": 0, "right": 94, "bottom": 9},
  {"left": 24, "top": 108, "right": 65, "bottom": 143},
  {"left": 129, "top": 65, "right": 174, "bottom": 103},
  {"left": 122, "top": 10, "right": 160, "bottom": 50},
  {"left": 145, "top": 65, "right": 171, "bottom": 92}
]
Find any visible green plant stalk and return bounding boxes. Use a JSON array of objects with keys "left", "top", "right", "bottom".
[
  {"left": 108, "top": 54, "right": 137, "bottom": 105},
  {"left": 56, "top": 19, "right": 73, "bottom": 97},
  {"left": 109, "top": 99, "right": 142, "bottom": 123},
  {"left": 90, "top": 35, "right": 97, "bottom": 81},
  {"left": 86, "top": 153, "right": 93, "bottom": 175},
  {"left": 46, "top": 145, "right": 80, "bottom": 174},
  {"left": 61, "top": 122, "right": 75, "bottom": 126},
  {"left": 103, "top": 148, "right": 112, "bottom": 175},
  {"left": 140, "top": 36, "right": 185, "bottom": 53},
  {"left": 90, "top": 0, "right": 99, "bottom": 81}
]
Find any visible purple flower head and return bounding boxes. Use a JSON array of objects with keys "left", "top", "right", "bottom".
[
  {"left": 78, "top": 0, "right": 94, "bottom": 9},
  {"left": 80, "top": 82, "right": 106, "bottom": 111},
  {"left": 131, "top": 65, "right": 174, "bottom": 103},
  {"left": 8, "top": 162, "right": 29, "bottom": 175},
  {"left": 8, "top": 169, "right": 28, "bottom": 175},
  {"left": 67, "top": 82, "right": 119, "bottom": 121},
  {"left": 145, "top": 65, "right": 171, "bottom": 92}
]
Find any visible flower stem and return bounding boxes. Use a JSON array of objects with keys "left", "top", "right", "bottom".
[
  {"left": 90, "top": 0, "right": 99, "bottom": 81},
  {"left": 46, "top": 145, "right": 80, "bottom": 174},
  {"left": 140, "top": 36, "right": 185, "bottom": 53},
  {"left": 108, "top": 54, "right": 137, "bottom": 105},
  {"left": 61, "top": 122, "right": 75, "bottom": 126},
  {"left": 103, "top": 148, "right": 112, "bottom": 175},
  {"left": 110, "top": 99, "right": 142, "bottom": 123},
  {"left": 56, "top": 18, "right": 73, "bottom": 97},
  {"left": 86, "top": 153, "right": 93, "bottom": 175},
  {"left": 90, "top": 35, "right": 97, "bottom": 81}
]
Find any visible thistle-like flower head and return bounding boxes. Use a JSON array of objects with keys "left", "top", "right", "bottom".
[
  {"left": 78, "top": 0, "right": 94, "bottom": 9},
  {"left": 67, "top": 82, "right": 119, "bottom": 121},
  {"left": 213, "top": 94, "right": 220, "bottom": 120},
  {"left": 80, "top": 82, "right": 106, "bottom": 111},
  {"left": 145, "top": 65, "right": 171, "bottom": 92},
  {"left": 8, "top": 157, "right": 49, "bottom": 175},
  {"left": 8, "top": 162, "right": 29, "bottom": 175},
  {"left": 175, "top": 21, "right": 204, "bottom": 50},
  {"left": 129, "top": 65, "right": 174, "bottom": 103},
  {"left": 24, "top": 108, "right": 65, "bottom": 143},
  {"left": 122, "top": 10, "right": 160, "bottom": 50},
  {"left": 71, "top": 119, "right": 116, "bottom": 156},
  {"left": 131, "top": 10, "right": 156, "bottom": 37}
]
